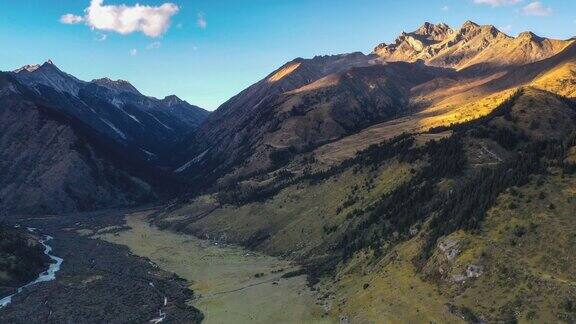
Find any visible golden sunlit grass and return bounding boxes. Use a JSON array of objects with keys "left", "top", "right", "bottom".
[
  {"left": 446, "top": 173, "right": 576, "bottom": 322},
  {"left": 313, "top": 88, "right": 517, "bottom": 164},
  {"left": 324, "top": 171, "right": 576, "bottom": 323},
  {"left": 327, "top": 240, "right": 463, "bottom": 323},
  {"left": 418, "top": 89, "right": 517, "bottom": 130},
  {"left": 531, "top": 61, "right": 576, "bottom": 99}
]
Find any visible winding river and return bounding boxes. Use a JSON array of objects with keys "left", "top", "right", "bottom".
[{"left": 0, "top": 227, "right": 64, "bottom": 308}]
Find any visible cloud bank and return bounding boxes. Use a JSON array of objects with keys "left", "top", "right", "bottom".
[
  {"left": 473, "top": 0, "right": 523, "bottom": 7},
  {"left": 60, "top": 0, "right": 179, "bottom": 38},
  {"left": 521, "top": 1, "right": 553, "bottom": 16}
]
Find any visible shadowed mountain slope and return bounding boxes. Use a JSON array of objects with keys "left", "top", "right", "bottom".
[
  {"left": 11, "top": 61, "right": 210, "bottom": 167},
  {"left": 174, "top": 21, "right": 574, "bottom": 189},
  {"left": 0, "top": 73, "right": 161, "bottom": 214},
  {"left": 176, "top": 62, "right": 452, "bottom": 183}
]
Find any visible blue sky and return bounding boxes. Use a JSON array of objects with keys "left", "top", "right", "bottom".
[{"left": 0, "top": 0, "right": 574, "bottom": 110}]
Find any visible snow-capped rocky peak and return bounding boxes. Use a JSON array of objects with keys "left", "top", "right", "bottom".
[
  {"left": 13, "top": 64, "right": 41, "bottom": 73},
  {"left": 11, "top": 60, "right": 84, "bottom": 96},
  {"left": 13, "top": 60, "right": 56, "bottom": 74}
]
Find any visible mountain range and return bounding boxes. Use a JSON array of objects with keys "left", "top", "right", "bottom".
[
  {"left": 0, "top": 61, "right": 209, "bottom": 214},
  {"left": 175, "top": 21, "right": 574, "bottom": 185},
  {"left": 2, "top": 20, "right": 574, "bottom": 212},
  {"left": 2, "top": 20, "right": 576, "bottom": 322},
  {"left": 153, "top": 21, "right": 576, "bottom": 323}
]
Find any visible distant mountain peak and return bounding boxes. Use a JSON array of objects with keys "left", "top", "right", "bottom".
[
  {"left": 372, "top": 20, "right": 568, "bottom": 70},
  {"left": 11, "top": 59, "right": 84, "bottom": 95},
  {"left": 162, "top": 95, "right": 186, "bottom": 106},
  {"left": 414, "top": 22, "right": 453, "bottom": 39},
  {"left": 164, "top": 94, "right": 181, "bottom": 100},
  {"left": 14, "top": 60, "right": 60, "bottom": 74},
  {"left": 462, "top": 20, "right": 480, "bottom": 28},
  {"left": 37, "top": 60, "right": 60, "bottom": 72},
  {"left": 91, "top": 77, "right": 141, "bottom": 95},
  {"left": 517, "top": 31, "right": 542, "bottom": 41},
  {"left": 92, "top": 77, "right": 130, "bottom": 85},
  {"left": 13, "top": 64, "right": 41, "bottom": 73}
]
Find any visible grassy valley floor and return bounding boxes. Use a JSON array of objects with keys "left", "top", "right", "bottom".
[{"left": 98, "top": 211, "right": 333, "bottom": 324}]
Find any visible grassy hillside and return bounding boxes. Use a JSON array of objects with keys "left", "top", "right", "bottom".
[
  {"left": 320, "top": 171, "right": 576, "bottom": 323},
  {"left": 152, "top": 84, "right": 576, "bottom": 321},
  {"left": 157, "top": 159, "right": 415, "bottom": 260}
]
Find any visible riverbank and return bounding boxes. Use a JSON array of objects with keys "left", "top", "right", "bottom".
[
  {"left": 0, "top": 225, "right": 50, "bottom": 298},
  {"left": 0, "top": 210, "right": 203, "bottom": 323},
  {"left": 98, "top": 211, "right": 334, "bottom": 323},
  {"left": 0, "top": 230, "right": 63, "bottom": 308}
]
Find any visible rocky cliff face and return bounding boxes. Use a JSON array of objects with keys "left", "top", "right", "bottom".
[
  {"left": 373, "top": 21, "right": 573, "bottom": 71},
  {"left": 373, "top": 22, "right": 454, "bottom": 62}
]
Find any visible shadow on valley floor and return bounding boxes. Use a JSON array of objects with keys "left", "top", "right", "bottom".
[{"left": 0, "top": 209, "right": 202, "bottom": 324}]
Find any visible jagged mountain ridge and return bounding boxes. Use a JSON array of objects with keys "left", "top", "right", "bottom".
[
  {"left": 175, "top": 21, "right": 574, "bottom": 185},
  {"left": 10, "top": 61, "right": 210, "bottom": 167},
  {"left": 373, "top": 21, "right": 573, "bottom": 71},
  {"left": 0, "top": 72, "right": 159, "bottom": 214},
  {"left": 0, "top": 61, "right": 210, "bottom": 214}
]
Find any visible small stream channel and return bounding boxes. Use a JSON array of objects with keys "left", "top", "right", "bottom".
[{"left": 0, "top": 227, "right": 64, "bottom": 308}]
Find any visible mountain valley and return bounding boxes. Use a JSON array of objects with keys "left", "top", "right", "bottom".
[{"left": 1, "top": 20, "right": 576, "bottom": 323}]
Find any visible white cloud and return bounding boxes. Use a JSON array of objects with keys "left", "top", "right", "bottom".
[
  {"left": 95, "top": 33, "right": 107, "bottom": 41},
  {"left": 147, "top": 41, "right": 161, "bottom": 50},
  {"left": 441, "top": 5, "right": 450, "bottom": 11},
  {"left": 60, "top": 0, "right": 179, "bottom": 38},
  {"left": 197, "top": 12, "right": 207, "bottom": 29},
  {"left": 473, "top": 0, "right": 523, "bottom": 7},
  {"left": 521, "top": 1, "right": 553, "bottom": 16},
  {"left": 60, "top": 14, "right": 84, "bottom": 24},
  {"left": 129, "top": 48, "right": 138, "bottom": 56}
]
